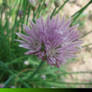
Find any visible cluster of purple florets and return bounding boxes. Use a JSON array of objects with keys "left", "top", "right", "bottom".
[{"left": 16, "top": 15, "right": 81, "bottom": 67}]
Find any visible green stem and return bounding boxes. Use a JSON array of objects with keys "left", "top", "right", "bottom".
[
  {"left": 60, "top": 71, "right": 92, "bottom": 74},
  {"left": 80, "top": 30, "right": 92, "bottom": 39},
  {"left": 32, "top": 10, "right": 36, "bottom": 23},
  {"left": 0, "top": 61, "right": 14, "bottom": 74},
  {"left": 72, "top": 0, "right": 92, "bottom": 25},
  {"left": 50, "top": 7, "right": 57, "bottom": 19},
  {"left": 72, "top": 0, "right": 92, "bottom": 17},
  {"left": 37, "top": 1, "right": 45, "bottom": 18},
  {"left": 82, "top": 43, "right": 92, "bottom": 48},
  {"left": 3, "top": 75, "right": 15, "bottom": 88},
  {"left": 30, "top": 60, "right": 44, "bottom": 80},
  {"left": 54, "top": 0, "right": 69, "bottom": 16},
  {"left": 32, "top": 0, "right": 45, "bottom": 23},
  {"left": 47, "top": 81, "right": 92, "bottom": 85}
]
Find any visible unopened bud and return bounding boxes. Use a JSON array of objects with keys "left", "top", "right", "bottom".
[
  {"left": 54, "top": 0, "right": 61, "bottom": 8},
  {"left": 18, "top": 10, "right": 23, "bottom": 18},
  {"left": 29, "top": 0, "right": 36, "bottom": 6},
  {"left": 24, "top": 60, "right": 30, "bottom": 65},
  {"left": 29, "top": 0, "right": 36, "bottom": 11}
]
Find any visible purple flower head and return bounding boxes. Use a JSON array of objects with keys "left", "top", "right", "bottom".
[
  {"left": 16, "top": 15, "right": 82, "bottom": 68},
  {"left": 16, "top": 18, "right": 46, "bottom": 59},
  {"left": 0, "top": 84, "right": 4, "bottom": 88},
  {"left": 18, "top": 10, "right": 23, "bottom": 17}
]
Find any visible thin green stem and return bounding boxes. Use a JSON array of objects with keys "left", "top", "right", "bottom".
[
  {"left": 47, "top": 81, "right": 92, "bottom": 85},
  {"left": 54, "top": 0, "right": 69, "bottom": 16},
  {"left": 72, "top": 0, "right": 92, "bottom": 25},
  {"left": 60, "top": 71, "right": 92, "bottom": 74},
  {"left": 0, "top": 61, "right": 14, "bottom": 74},
  {"left": 3, "top": 75, "right": 15, "bottom": 88},
  {"left": 72, "top": 0, "right": 92, "bottom": 17},
  {"left": 37, "top": 0, "right": 45, "bottom": 18},
  {"left": 50, "top": 7, "right": 57, "bottom": 19},
  {"left": 19, "top": 79, "right": 32, "bottom": 88},
  {"left": 30, "top": 61, "right": 44, "bottom": 80},
  {"left": 82, "top": 43, "right": 92, "bottom": 48},
  {"left": 32, "top": 0, "right": 45, "bottom": 22},
  {"left": 80, "top": 30, "right": 92, "bottom": 39},
  {"left": 32, "top": 10, "right": 36, "bottom": 23}
]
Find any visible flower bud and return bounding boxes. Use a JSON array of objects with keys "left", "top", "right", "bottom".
[
  {"left": 29, "top": 0, "right": 36, "bottom": 6},
  {"left": 54, "top": 0, "right": 61, "bottom": 8},
  {"left": 18, "top": 10, "right": 23, "bottom": 18}
]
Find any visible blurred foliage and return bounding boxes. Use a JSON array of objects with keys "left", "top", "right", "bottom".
[{"left": 0, "top": 0, "right": 92, "bottom": 88}]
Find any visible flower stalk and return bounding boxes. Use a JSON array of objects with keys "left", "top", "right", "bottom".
[
  {"left": 72, "top": 0, "right": 92, "bottom": 25},
  {"left": 30, "top": 60, "right": 45, "bottom": 79},
  {"left": 54, "top": 0, "right": 69, "bottom": 16}
]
